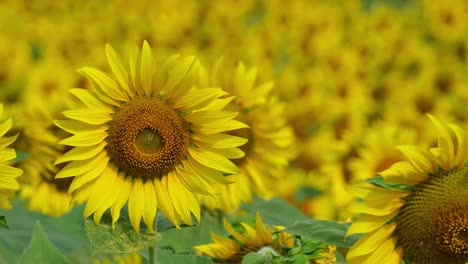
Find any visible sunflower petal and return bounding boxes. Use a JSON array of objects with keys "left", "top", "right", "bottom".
[
  {"left": 106, "top": 44, "right": 131, "bottom": 95},
  {"left": 68, "top": 88, "right": 113, "bottom": 112},
  {"left": 128, "top": 178, "right": 144, "bottom": 233},
  {"left": 140, "top": 40, "right": 154, "bottom": 96},
  {"left": 55, "top": 141, "right": 107, "bottom": 165},
  {"left": 188, "top": 147, "right": 239, "bottom": 175},
  {"left": 63, "top": 109, "right": 112, "bottom": 125},
  {"left": 79, "top": 67, "right": 128, "bottom": 102},
  {"left": 56, "top": 151, "right": 108, "bottom": 179}
]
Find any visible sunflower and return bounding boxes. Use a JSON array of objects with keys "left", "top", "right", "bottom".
[
  {"left": 0, "top": 104, "right": 23, "bottom": 209},
  {"left": 54, "top": 41, "right": 247, "bottom": 232},
  {"left": 346, "top": 115, "right": 468, "bottom": 264},
  {"left": 199, "top": 60, "right": 295, "bottom": 212},
  {"left": 13, "top": 58, "right": 76, "bottom": 217},
  {"left": 195, "top": 212, "right": 336, "bottom": 263},
  {"left": 194, "top": 212, "right": 294, "bottom": 263}
]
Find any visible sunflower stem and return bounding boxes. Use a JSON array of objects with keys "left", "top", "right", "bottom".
[{"left": 149, "top": 245, "right": 156, "bottom": 264}]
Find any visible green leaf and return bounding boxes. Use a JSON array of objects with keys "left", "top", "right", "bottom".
[
  {"left": 0, "top": 215, "right": 8, "bottom": 229},
  {"left": 157, "top": 212, "right": 227, "bottom": 253},
  {"left": 294, "top": 186, "right": 322, "bottom": 202},
  {"left": 0, "top": 199, "right": 89, "bottom": 263},
  {"left": 156, "top": 248, "right": 213, "bottom": 264},
  {"left": 283, "top": 220, "right": 360, "bottom": 248},
  {"left": 291, "top": 254, "right": 308, "bottom": 264},
  {"left": 240, "top": 197, "right": 309, "bottom": 227},
  {"left": 18, "top": 221, "right": 69, "bottom": 264},
  {"left": 242, "top": 252, "right": 267, "bottom": 264},
  {"left": 364, "top": 176, "right": 411, "bottom": 190},
  {"left": 85, "top": 212, "right": 161, "bottom": 254}
]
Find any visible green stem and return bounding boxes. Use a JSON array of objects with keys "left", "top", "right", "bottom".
[{"left": 149, "top": 245, "right": 156, "bottom": 264}]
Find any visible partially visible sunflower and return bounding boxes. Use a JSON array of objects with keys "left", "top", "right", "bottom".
[
  {"left": 195, "top": 212, "right": 336, "bottom": 263},
  {"left": 0, "top": 104, "right": 23, "bottom": 209},
  {"left": 194, "top": 212, "right": 293, "bottom": 263},
  {"left": 346, "top": 115, "right": 468, "bottom": 264},
  {"left": 200, "top": 60, "right": 295, "bottom": 212},
  {"left": 54, "top": 41, "right": 247, "bottom": 232},
  {"left": 13, "top": 59, "right": 77, "bottom": 217}
]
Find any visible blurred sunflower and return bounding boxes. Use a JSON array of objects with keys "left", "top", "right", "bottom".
[
  {"left": 0, "top": 104, "right": 22, "bottom": 209},
  {"left": 346, "top": 115, "right": 468, "bottom": 264},
  {"left": 200, "top": 60, "right": 295, "bottom": 212},
  {"left": 10, "top": 57, "right": 81, "bottom": 216},
  {"left": 54, "top": 41, "right": 247, "bottom": 232}
]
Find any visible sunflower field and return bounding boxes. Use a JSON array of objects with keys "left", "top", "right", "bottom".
[{"left": 1, "top": 0, "right": 468, "bottom": 263}]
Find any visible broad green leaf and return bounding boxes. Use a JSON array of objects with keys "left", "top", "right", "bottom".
[
  {"left": 18, "top": 221, "right": 69, "bottom": 264},
  {"left": 242, "top": 252, "right": 267, "bottom": 264},
  {"left": 157, "top": 212, "right": 227, "bottom": 253},
  {"left": 85, "top": 212, "right": 161, "bottom": 254},
  {"left": 156, "top": 248, "right": 213, "bottom": 264},
  {"left": 0, "top": 215, "right": 8, "bottom": 229},
  {"left": 283, "top": 220, "right": 360, "bottom": 248},
  {"left": 335, "top": 251, "right": 346, "bottom": 264},
  {"left": 294, "top": 186, "right": 322, "bottom": 202},
  {"left": 0, "top": 199, "right": 89, "bottom": 263},
  {"left": 240, "top": 197, "right": 309, "bottom": 227}
]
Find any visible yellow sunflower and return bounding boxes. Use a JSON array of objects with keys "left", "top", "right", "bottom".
[
  {"left": 54, "top": 41, "right": 247, "bottom": 232},
  {"left": 194, "top": 212, "right": 294, "bottom": 263},
  {"left": 0, "top": 104, "right": 23, "bottom": 209},
  {"left": 346, "top": 115, "right": 468, "bottom": 263},
  {"left": 199, "top": 60, "right": 295, "bottom": 212}
]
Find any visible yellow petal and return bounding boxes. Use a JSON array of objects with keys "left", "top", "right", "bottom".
[
  {"left": 142, "top": 179, "right": 157, "bottom": 233},
  {"left": 186, "top": 158, "right": 232, "bottom": 184},
  {"left": 427, "top": 114, "right": 454, "bottom": 169},
  {"left": 346, "top": 211, "right": 398, "bottom": 237},
  {"left": 55, "top": 141, "right": 107, "bottom": 165},
  {"left": 168, "top": 174, "right": 196, "bottom": 225},
  {"left": 255, "top": 212, "right": 272, "bottom": 245},
  {"left": 154, "top": 176, "right": 180, "bottom": 227},
  {"left": 68, "top": 88, "right": 113, "bottom": 112},
  {"left": 173, "top": 87, "right": 226, "bottom": 111},
  {"left": 68, "top": 155, "right": 110, "bottom": 193},
  {"left": 54, "top": 120, "right": 105, "bottom": 134},
  {"left": 448, "top": 124, "right": 465, "bottom": 168},
  {"left": 59, "top": 131, "right": 107, "bottom": 147},
  {"left": 105, "top": 44, "right": 131, "bottom": 95},
  {"left": 175, "top": 164, "right": 214, "bottom": 195},
  {"left": 84, "top": 166, "right": 118, "bottom": 220},
  {"left": 192, "top": 133, "right": 248, "bottom": 149},
  {"left": 79, "top": 67, "right": 128, "bottom": 102},
  {"left": 165, "top": 56, "right": 197, "bottom": 101},
  {"left": 348, "top": 198, "right": 404, "bottom": 216},
  {"left": 129, "top": 45, "right": 140, "bottom": 92},
  {"left": 0, "top": 148, "right": 16, "bottom": 162},
  {"left": 110, "top": 172, "right": 131, "bottom": 229},
  {"left": 192, "top": 120, "right": 249, "bottom": 134},
  {"left": 128, "top": 178, "right": 144, "bottom": 233},
  {"left": 380, "top": 161, "right": 428, "bottom": 185},
  {"left": 396, "top": 145, "right": 437, "bottom": 174},
  {"left": 188, "top": 147, "right": 239, "bottom": 175},
  {"left": 0, "top": 118, "right": 12, "bottom": 137},
  {"left": 140, "top": 40, "right": 154, "bottom": 96},
  {"left": 63, "top": 109, "right": 112, "bottom": 125},
  {"left": 56, "top": 151, "right": 108, "bottom": 179},
  {"left": 347, "top": 223, "right": 396, "bottom": 260},
  {"left": 186, "top": 111, "right": 238, "bottom": 125}
]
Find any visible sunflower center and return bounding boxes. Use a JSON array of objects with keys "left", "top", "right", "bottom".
[
  {"left": 396, "top": 167, "right": 468, "bottom": 264},
  {"left": 135, "top": 128, "right": 163, "bottom": 153},
  {"left": 107, "top": 96, "right": 190, "bottom": 179}
]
